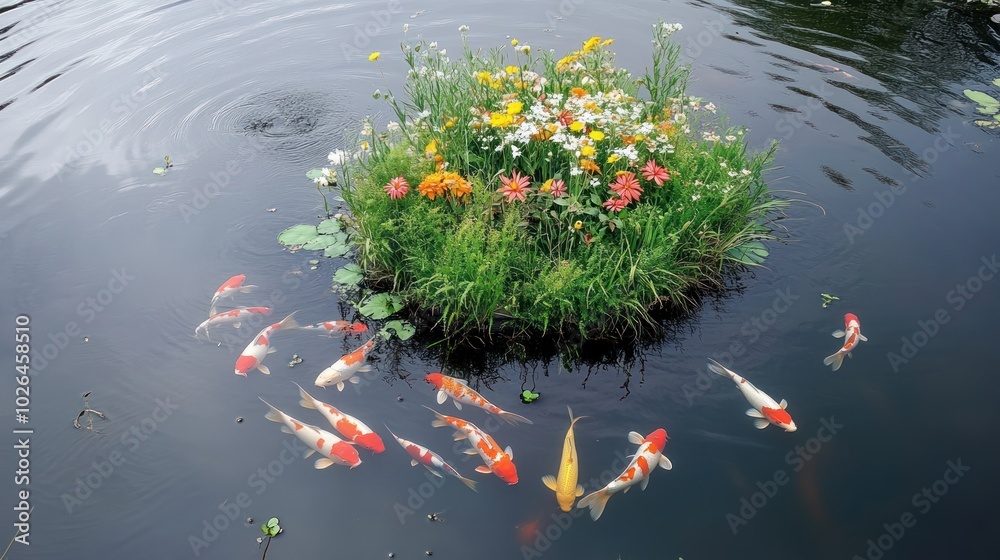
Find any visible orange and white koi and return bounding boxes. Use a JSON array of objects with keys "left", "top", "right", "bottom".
[
  {"left": 210, "top": 274, "right": 256, "bottom": 315},
  {"left": 542, "top": 406, "right": 586, "bottom": 512},
  {"left": 385, "top": 426, "right": 477, "bottom": 491},
  {"left": 259, "top": 398, "right": 360, "bottom": 469},
  {"left": 295, "top": 383, "right": 384, "bottom": 453},
  {"left": 314, "top": 336, "right": 377, "bottom": 390},
  {"left": 824, "top": 313, "right": 867, "bottom": 371},
  {"left": 234, "top": 312, "right": 299, "bottom": 377},
  {"left": 299, "top": 321, "right": 369, "bottom": 336},
  {"left": 195, "top": 307, "right": 271, "bottom": 340},
  {"left": 577, "top": 428, "right": 672, "bottom": 521},
  {"left": 707, "top": 359, "right": 797, "bottom": 432},
  {"left": 424, "top": 373, "right": 532, "bottom": 425},
  {"left": 425, "top": 406, "right": 518, "bottom": 485}
]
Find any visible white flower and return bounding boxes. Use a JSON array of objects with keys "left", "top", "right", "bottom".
[
  {"left": 458, "top": 25, "right": 469, "bottom": 33},
  {"left": 691, "top": 194, "right": 701, "bottom": 202},
  {"left": 439, "top": 49, "right": 447, "bottom": 56},
  {"left": 661, "top": 22, "right": 683, "bottom": 36},
  {"left": 725, "top": 135, "right": 737, "bottom": 142},
  {"left": 386, "top": 121, "right": 401, "bottom": 132},
  {"left": 515, "top": 44, "right": 531, "bottom": 54},
  {"left": 328, "top": 150, "right": 347, "bottom": 165},
  {"left": 728, "top": 171, "right": 738, "bottom": 177},
  {"left": 704, "top": 102, "right": 717, "bottom": 113},
  {"left": 719, "top": 161, "right": 727, "bottom": 168},
  {"left": 589, "top": 177, "right": 601, "bottom": 187},
  {"left": 510, "top": 145, "right": 522, "bottom": 159},
  {"left": 403, "top": 23, "right": 409, "bottom": 33},
  {"left": 429, "top": 41, "right": 438, "bottom": 50},
  {"left": 741, "top": 169, "right": 751, "bottom": 176}
]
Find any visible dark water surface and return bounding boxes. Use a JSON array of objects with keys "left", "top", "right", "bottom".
[{"left": 1, "top": 0, "right": 998, "bottom": 558}]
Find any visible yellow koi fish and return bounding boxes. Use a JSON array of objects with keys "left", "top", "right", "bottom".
[{"left": 542, "top": 406, "right": 586, "bottom": 512}]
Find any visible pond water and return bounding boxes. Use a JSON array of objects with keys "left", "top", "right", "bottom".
[{"left": 1, "top": 0, "right": 998, "bottom": 558}]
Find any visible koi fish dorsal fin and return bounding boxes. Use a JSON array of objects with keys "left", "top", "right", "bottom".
[
  {"left": 304, "top": 449, "right": 316, "bottom": 458},
  {"left": 627, "top": 431, "right": 644, "bottom": 445},
  {"left": 779, "top": 399, "right": 788, "bottom": 409},
  {"left": 453, "top": 401, "right": 463, "bottom": 410},
  {"left": 455, "top": 378, "right": 468, "bottom": 385},
  {"left": 542, "top": 475, "right": 558, "bottom": 492},
  {"left": 753, "top": 418, "right": 770, "bottom": 429},
  {"left": 436, "top": 391, "right": 448, "bottom": 405},
  {"left": 746, "top": 408, "right": 765, "bottom": 418}
]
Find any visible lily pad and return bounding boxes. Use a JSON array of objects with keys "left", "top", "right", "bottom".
[
  {"left": 152, "top": 167, "right": 166, "bottom": 175},
  {"left": 963, "top": 89, "right": 999, "bottom": 107},
  {"left": 333, "top": 264, "right": 365, "bottom": 286},
  {"left": 306, "top": 169, "right": 325, "bottom": 180},
  {"left": 323, "top": 242, "right": 351, "bottom": 258},
  {"left": 727, "top": 240, "right": 769, "bottom": 265},
  {"left": 278, "top": 224, "right": 320, "bottom": 246},
  {"left": 359, "top": 293, "right": 405, "bottom": 320},
  {"left": 317, "top": 218, "right": 341, "bottom": 234},
  {"left": 381, "top": 320, "right": 415, "bottom": 340},
  {"left": 994, "top": 78, "right": 1000, "bottom": 88},
  {"left": 302, "top": 232, "right": 348, "bottom": 251}
]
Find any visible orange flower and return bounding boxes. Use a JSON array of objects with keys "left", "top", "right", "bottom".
[
  {"left": 580, "top": 159, "right": 602, "bottom": 174},
  {"left": 418, "top": 171, "right": 472, "bottom": 201},
  {"left": 570, "top": 87, "right": 587, "bottom": 98}
]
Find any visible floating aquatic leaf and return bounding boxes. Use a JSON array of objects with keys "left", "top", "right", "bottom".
[
  {"left": 359, "top": 293, "right": 405, "bottom": 319},
  {"left": 963, "top": 89, "right": 999, "bottom": 107},
  {"left": 976, "top": 105, "right": 999, "bottom": 115},
  {"left": 520, "top": 390, "right": 540, "bottom": 403},
  {"left": 317, "top": 218, "right": 341, "bottom": 234},
  {"left": 727, "top": 241, "right": 769, "bottom": 265},
  {"left": 261, "top": 516, "right": 281, "bottom": 537},
  {"left": 381, "top": 320, "right": 415, "bottom": 340},
  {"left": 306, "top": 169, "right": 325, "bottom": 180},
  {"left": 820, "top": 293, "right": 840, "bottom": 308},
  {"left": 302, "top": 232, "right": 348, "bottom": 251},
  {"left": 333, "top": 264, "right": 364, "bottom": 286},
  {"left": 324, "top": 242, "right": 351, "bottom": 258},
  {"left": 277, "top": 224, "right": 319, "bottom": 246},
  {"left": 994, "top": 78, "right": 1000, "bottom": 88},
  {"left": 152, "top": 167, "right": 166, "bottom": 175}
]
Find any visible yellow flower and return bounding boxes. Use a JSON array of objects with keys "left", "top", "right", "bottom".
[
  {"left": 368, "top": 52, "right": 381, "bottom": 61},
  {"left": 574, "top": 220, "right": 583, "bottom": 230},
  {"left": 580, "top": 145, "right": 596, "bottom": 157},
  {"left": 589, "top": 130, "right": 605, "bottom": 141},
  {"left": 541, "top": 179, "right": 553, "bottom": 193},
  {"left": 607, "top": 154, "right": 621, "bottom": 163},
  {"left": 600, "top": 39, "right": 614, "bottom": 47},
  {"left": 569, "top": 121, "right": 585, "bottom": 133},
  {"left": 582, "top": 36, "right": 601, "bottom": 53},
  {"left": 424, "top": 139, "right": 437, "bottom": 156},
  {"left": 361, "top": 141, "right": 370, "bottom": 151},
  {"left": 476, "top": 71, "right": 492, "bottom": 85},
  {"left": 505, "top": 65, "right": 519, "bottom": 74},
  {"left": 580, "top": 158, "right": 602, "bottom": 174},
  {"left": 556, "top": 54, "right": 579, "bottom": 70},
  {"left": 490, "top": 113, "right": 513, "bottom": 128},
  {"left": 506, "top": 101, "right": 523, "bottom": 116},
  {"left": 511, "top": 39, "right": 519, "bottom": 46}
]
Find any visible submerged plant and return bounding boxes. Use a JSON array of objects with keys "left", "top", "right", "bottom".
[{"left": 258, "top": 517, "right": 281, "bottom": 559}]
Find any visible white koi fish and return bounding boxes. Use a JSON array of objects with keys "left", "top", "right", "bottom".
[
  {"left": 577, "top": 428, "right": 672, "bottom": 521},
  {"left": 385, "top": 425, "right": 476, "bottom": 491},
  {"left": 424, "top": 372, "right": 532, "bottom": 425},
  {"left": 425, "top": 406, "right": 518, "bottom": 485},
  {"left": 314, "top": 336, "right": 377, "bottom": 390},
  {"left": 195, "top": 307, "right": 271, "bottom": 340},
  {"left": 210, "top": 274, "right": 256, "bottom": 315},
  {"left": 234, "top": 312, "right": 298, "bottom": 376},
  {"left": 707, "top": 359, "right": 797, "bottom": 432},
  {"left": 299, "top": 321, "right": 368, "bottom": 336},
  {"left": 260, "top": 398, "right": 360, "bottom": 468},
  {"left": 295, "top": 383, "right": 384, "bottom": 453},
  {"left": 823, "top": 313, "right": 867, "bottom": 371}
]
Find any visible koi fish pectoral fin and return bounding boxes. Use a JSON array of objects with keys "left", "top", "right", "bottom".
[
  {"left": 858, "top": 333, "right": 869, "bottom": 342},
  {"left": 424, "top": 466, "right": 444, "bottom": 478},
  {"left": 267, "top": 347, "right": 277, "bottom": 354},
  {"left": 233, "top": 322, "right": 241, "bottom": 329},
  {"left": 541, "top": 475, "right": 558, "bottom": 492},
  {"left": 753, "top": 418, "right": 770, "bottom": 430},
  {"left": 315, "top": 458, "right": 335, "bottom": 469},
  {"left": 462, "top": 449, "right": 478, "bottom": 455},
  {"left": 575, "top": 485, "right": 585, "bottom": 497},
  {"left": 410, "top": 459, "right": 419, "bottom": 467},
  {"left": 505, "top": 446, "right": 513, "bottom": 460},
  {"left": 659, "top": 455, "right": 673, "bottom": 470},
  {"left": 257, "top": 364, "right": 271, "bottom": 375},
  {"left": 304, "top": 449, "right": 316, "bottom": 458},
  {"left": 640, "top": 476, "right": 650, "bottom": 491},
  {"left": 436, "top": 391, "right": 448, "bottom": 405},
  {"left": 746, "top": 408, "right": 765, "bottom": 418},
  {"left": 431, "top": 419, "right": 448, "bottom": 428},
  {"left": 627, "top": 431, "right": 644, "bottom": 445},
  {"left": 474, "top": 465, "right": 492, "bottom": 474},
  {"left": 336, "top": 382, "right": 345, "bottom": 391},
  {"left": 280, "top": 425, "right": 294, "bottom": 434},
  {"left": 832, "top": 330, "right": 846, "bottom": 338},
  {"left": 779, "top": 399, "right": 788, "bottom": 409},
  {"left": 453, "top": 401, "right": 463, "bottom": 410}
]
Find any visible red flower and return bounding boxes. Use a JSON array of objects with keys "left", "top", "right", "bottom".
[
  {"left": 610, "top": 172, "right": 643, "bottom": 203},
  {"left": 498, "top": 169, "right": 533, "bottom": 203},
  {"left": 558, "top": 110, "right": 574, "bottom": 126},
  {"left": 383, "top": 176, "right": 410, "bottom": 200},
  {"left": 641, "top": 160, "right": 670, "bottom": 186},
  {"left": 602, "top": 197, "right": 628, "bottom": 213}
]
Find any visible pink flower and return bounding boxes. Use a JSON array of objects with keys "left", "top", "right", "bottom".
[
  {"left": 549, "top": 179, "right": 567, "bottom": 197},
  {"left": 641, "top": 160, "right": 670, "bottom": 186},
  {"left": 602, "top": 196, "right": 628, "bottom": 213},
  {"left": 383, "top": 176, "right": 410, "bottom": 200},
  {"left": 498, "top": 169, "right": 532, "bottom": 203},
  {"left": 610, "top": 172, "right": 643, "bottom": 203}
]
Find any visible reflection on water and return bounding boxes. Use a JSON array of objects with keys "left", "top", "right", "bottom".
[{"left": 0, "top": 0, "right": 998, "bottom": 559}]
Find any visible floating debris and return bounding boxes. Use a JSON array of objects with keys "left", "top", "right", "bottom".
[
  {"left": 427, "top": 511, "right": 445, "bottom": 522},
  {"left": 153, "top": 154, "right": 173, "bottom": 175},
  {"left": 73, "top": 391, "right": 107, "bottom": 432},
  {"left": 288, "top": 353, "right": 303, "bottom": 368},
  {"left": 267, "top": 208, "right": 277, "bottom": 213},
  {"left": 236, "top": 417, "right": 244, "bottom": 424},
  {"left": 396, "top": 395, "right": 404, "bottom": 402},
  {"left": 821, "top": 293, "right": 840, "bottom": 308}
]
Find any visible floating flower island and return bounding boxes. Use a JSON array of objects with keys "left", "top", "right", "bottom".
[{"left": 287, "top": 22, "right": 785, "bottom": 342}]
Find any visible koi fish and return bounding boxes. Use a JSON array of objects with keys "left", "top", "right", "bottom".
[
  {"left": 385, "top": 425, "right": 477, "bottom": 491},
  {"left": 424, "top": 373, "right": 532, "bottom": 425},
  {"left": 314, "top": 336, "right": 377, "bottom": 390},
  {"left": 210, "top": 274, "right": 257, "bottom": 315},
  {"left": 823, "top": 313, "right": 867, "bottom": 371},
  {"left": 295, "top": 383, "right": 384, "bottom": 453},
  {"left": 195, "top": 307, "right": 271, "bottom": 340},
  {"left": 577, "top": 428, "right": 672, "bottom": 521},
  {"left": 542, "top": 406, "right": 586, "bottom": 512},
  {"left": 425, "top": 406, "right": 518, "bottom": 485},
  {"left": 234, "top": 312, "right": 299, "bottom": 377},
  {"left": 299, "top": 321, "right": 369, "bottom": 336},
  {"left": 707, "top": 358, "right": 797, "bottom": 432},
  {"left": 259, "top": 398, "right": 361, "bottom": 469}
]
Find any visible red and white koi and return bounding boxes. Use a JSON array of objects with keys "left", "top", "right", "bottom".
[
  {"left": 259, "top": 398, "right": 360, "bottom": 469},
  {"left": 425, "top": 406, "right": 518, "bottom": 485},
  {"left": 707, "top": 358, "right": 797, "bottom": 432},
  {"left": 195, "top": 307, "right": 271, "bottom": 340},
  {"left": 385, "top": 426, "right": 477, "bottom": 491},
  {"left": 424, "top": 373, "right": 532, "bottom": 425},
  {"left": 824, "top": 313, "right": 867, "bottom": 371},
  {"left": 577, "top": 428, "right": 672, "bottom": 521},
  {"left": 299, "top": 321, "right": 368, "bottom": 336},
  {"left": 314, "top": 336, "right": 377, "bottom": 390},
  {"left": 210, "top": 274, "right": 256, "bottom": 315},
  {"left": 295, "top": 382, "right": 384, "bottom": 453},
  {"left": 234, "top": 312, "right": 299, "bottom": 377}
]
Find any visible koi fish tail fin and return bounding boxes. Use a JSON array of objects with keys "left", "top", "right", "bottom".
[
  {"left": 823, "top": 351, "right": 845, "bottom": 371},
  {"left": 706, "top": 358, "right": 737, "bottom": 380},
  {"left": 456, "top": 474, "right": 478, "bottom": 492},
  {"left": 209, "top": 306, "right": 218, "bottom": 317},
  {"left": 294, "top": 382, "right": 317, "bottom": 409},
  {"left": 275, "top": 311, "right": 300, "bottom": 332},
  {"left": 567, "top": 406, "right": 588, "bottom": 429},
  {"left": 499, "top": 410, "right": 533, "bottom": 425},
  {"left": 577, "top": 488, "right": 612, "bottom": 521},
  {"left": 259, "top": 398, "right": 284, "bottom": 423}
]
